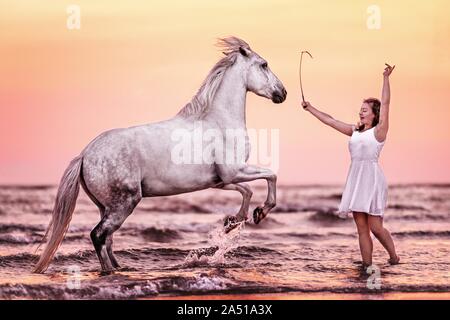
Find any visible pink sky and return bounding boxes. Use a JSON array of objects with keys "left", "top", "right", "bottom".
[{"left": 0, "top": 0, "right": 449, "bottom": 185}]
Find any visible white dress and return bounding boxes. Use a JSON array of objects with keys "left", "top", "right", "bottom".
[{"left": 337, "top": 126, "right": 388, "bottom": 218}]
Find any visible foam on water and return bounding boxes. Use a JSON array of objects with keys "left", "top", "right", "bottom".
[{"left": 184, "top": 221, "right": 245, "bottom": 266}]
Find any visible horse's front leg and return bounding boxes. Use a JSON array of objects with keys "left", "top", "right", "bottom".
[{"left": 217, "top": 164, "right": 277, "bottom": 225}]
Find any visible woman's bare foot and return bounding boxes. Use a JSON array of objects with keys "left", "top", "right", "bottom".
[
  {"left": 388, "top": 254, "right": 400, "bottom": 265},
  {"left": 361, "top": 261, "right": 372, "bottom": 271}
]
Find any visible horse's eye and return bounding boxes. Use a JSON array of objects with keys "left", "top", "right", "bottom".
[{"left": 261, "top": 62, "right": 268, "bottom": 69}]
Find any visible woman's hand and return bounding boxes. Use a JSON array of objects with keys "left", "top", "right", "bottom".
[
  {"left": 355, "top": 121, "right": 364, "bottom": 131},
  {"left": 301, "top": 101, "right": 312, "bottom": 110},
  {"left": 383, "top": 63, "right": 395, "bottom": 77}
]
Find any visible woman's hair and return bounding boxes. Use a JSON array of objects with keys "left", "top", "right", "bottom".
[{"left": 356, "top": 97, "right": 381, "bottom": 131}]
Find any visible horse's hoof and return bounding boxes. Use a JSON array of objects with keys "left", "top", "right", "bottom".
[
  {"left": 99, "top": 270, "right": 114, "bottom": 276},
  {"left": 223, "top": 215, "right": 240, "bottom": 233},
  {"left": 253, "top": 207, "right": 264, "bottom": 224},
  {"left": 223, "top": 215, "right": 236, "bottom": 226},
  {"left": 224, "top": 223, "right": 239, "bottom": 234}
]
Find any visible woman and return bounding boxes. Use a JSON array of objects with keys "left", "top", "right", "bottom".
[{"left": 301, "top": 64, "right": 399, "bottom": 268}]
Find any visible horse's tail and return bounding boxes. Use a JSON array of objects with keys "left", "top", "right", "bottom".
[{"left": 33, "top": 155, "right": 83, "bottom": 273}]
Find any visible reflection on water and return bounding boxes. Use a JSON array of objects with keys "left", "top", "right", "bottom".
[{"left": 0, "top": 184, "right": 449, "bottom": 299}]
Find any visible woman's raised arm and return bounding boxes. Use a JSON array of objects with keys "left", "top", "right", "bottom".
[
  {"left": 302, "top": 101, "right": 354, "bottom": 136},
  {"left": 375, "top": 63, "right": 395, "bottom": 142}
]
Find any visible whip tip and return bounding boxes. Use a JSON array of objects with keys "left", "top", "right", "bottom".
[{"left": 300, "top": 51, "right": 313, "bottom": 59}]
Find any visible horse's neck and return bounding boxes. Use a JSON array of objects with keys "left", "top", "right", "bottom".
[{"left": 204, "top": 66, "right": 247, "bottom": 129}]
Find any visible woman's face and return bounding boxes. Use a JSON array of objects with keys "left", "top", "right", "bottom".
[{"left": 359, "top": 103, "right": 375, "bottom": 127}]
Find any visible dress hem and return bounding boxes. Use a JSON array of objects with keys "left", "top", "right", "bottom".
[{"left": 337, "top": 208, "right": 384, "bottom": 218}]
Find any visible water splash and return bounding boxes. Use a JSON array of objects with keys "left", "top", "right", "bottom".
[
  {"left": 184, "top": 221, "right": 246, "bottom": 266},
  {"left": 209, "top": 221, "right": 245, "bottom": 263}
]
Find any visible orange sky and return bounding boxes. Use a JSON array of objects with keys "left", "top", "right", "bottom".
[{"left": 0, "top": 0, "right": 449, "bottom": 185}]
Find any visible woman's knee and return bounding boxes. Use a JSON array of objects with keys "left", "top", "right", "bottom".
[
  {"left": 353, "top": 212, "right": 370, "bottom": 236},
  {"left": 357, "top": 225, "right": 370, "bottom": 237},
  {"left": 355, "top": 222, "right": 370, "bottom": 237},
  {"left": 368, "top": 221, "right": 384, "bottom": 237}
]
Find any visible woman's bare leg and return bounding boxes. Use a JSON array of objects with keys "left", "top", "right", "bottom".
[
  {"left": 352, "top": 212, "right": 373, "bottom": 266},
  {"left": 367, "top": 215, "right": 399, "bottom": 264}
]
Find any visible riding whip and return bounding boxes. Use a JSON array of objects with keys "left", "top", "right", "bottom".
[{"left": 299, "top": 51, "right": 313, "bottom": 107}]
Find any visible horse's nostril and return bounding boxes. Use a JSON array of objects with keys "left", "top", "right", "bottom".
[{"left": 272, "top": 90, "right": 286, "bottom": 104}]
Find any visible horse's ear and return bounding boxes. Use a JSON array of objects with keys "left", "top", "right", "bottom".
[{"left": 239, "top": 46, "right": 249, "bottom": 57}]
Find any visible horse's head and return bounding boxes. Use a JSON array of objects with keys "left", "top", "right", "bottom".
[
  {"left": 238, "top": 46, "right": 287, "bottom": 104},
  {"left": 219, "top": 37, "right": 287, "bottom": 104}
]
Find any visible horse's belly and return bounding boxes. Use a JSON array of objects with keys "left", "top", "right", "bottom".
[{"left": 140, "top": 164, "right": 221, "bottom": 197}]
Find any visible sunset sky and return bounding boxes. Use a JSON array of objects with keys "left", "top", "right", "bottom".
[{"left": 0, "top": 0, "right": 449, "bottom": 185}]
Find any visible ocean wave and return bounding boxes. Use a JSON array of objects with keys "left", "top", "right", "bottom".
[
  {"left": 0, "top": 195, "right": 48, "bottom": 206},
  {"left": 0, "top": 223, "right": 44, "bottom": 233},
  {"left": 0, "top": 273, "right": 240, "bottom": 299},
  {"left": 0, "top": 234, "right": 42, "bottom": 245},
  {"left": 0, "top": 185, "right": 54, "bottom": 191},
  {"left": 0, "top": 280, "right": 159, "bottom": 300},
  {"left": 428, "top": 196, "right": 449, "bottom": 203},
  {"left": 243, "top": 217, "right": 284, "bottom": 229},
  {"left": 185, "top": 275, "right": 236, "bottom": 291},
  {"left": 229, "top": 246, "right": 283, "bottom": 259},
  {"left": 0, "top": 203, "right": 53, "bottom": 215},
  {"left": 388, "top": 204, "right": 429, "bottom": 211},
  {"left": 0, "top": 252, "right": 37, "bottom": 269},
  {"left": 386, "top": 213, "right": 449, "bottom": 221},
  {"left": 141, "top": 227, "right": 181, "bottom": 243},
  {"left": 52, "top": 247, "right": 191, "bottom": 264},
  {"left": 390, "top": 183, "right": 450, "bottom": 189},
  {"left": 0, "top": 247, "right": 190, "bottom": 268},
  {"left": 392, "top": 230, "right": 450, "bottom": 238},
  {"left": 308, "top": 209, "right": 348, "bottom": 223},
  {"left": 2, "top": 277, "right": 448, "bottom": 299},
  {"left": 117, "top": 247, "right": 190, "bottom": 259},
  {"left": 272, "top": 203, "right": 337, "bottom": 213},
  {"left": 280, "top": 232, "right": 355, "bottom": 239},
  {"left": 0, "top": 224, "right": 44, "bottom": 245},
  {"left": 316, "top": 193, "right": 343, "bottom": 200},
  {"left": 0, "top": 223, "right": 87, "bottom": 245},
  {"left": 36, "top": 248, "right": 189, "bottom": 268}
]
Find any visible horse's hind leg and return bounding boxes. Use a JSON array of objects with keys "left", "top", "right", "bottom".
[
  {"left": 90, "top": 208, "right": 121, "bottom": 268},
  {"left": 90, "top": 196, "right": 140, "bottom": 273},
  {"left": 81, "top": 185, "right": 120, "bottom": 268},
  {"left": 106, "top": 236, "right": 120, "bottom": 268},
  {"left": 91, "top": 208, "right": 132, "bottom": 273},
  {"left": 105, "top": 237, "right": 118, "bottom": 268},
  {"left": 80, "top": 172, "right": 122, "bottom": 269}
]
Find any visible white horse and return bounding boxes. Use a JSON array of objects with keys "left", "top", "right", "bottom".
[{"left": 34, "top": 37, "right": 287, "bottom": 273}]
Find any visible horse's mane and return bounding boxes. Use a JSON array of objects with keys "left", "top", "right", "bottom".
[{"left": 177, "top": 37, "right": 251, "bottom": 118}]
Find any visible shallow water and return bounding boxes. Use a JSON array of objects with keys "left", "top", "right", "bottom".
[{"left": 0, "top": 184, "right": 449, "bottom": 299}]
